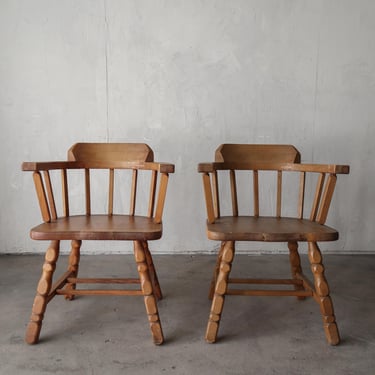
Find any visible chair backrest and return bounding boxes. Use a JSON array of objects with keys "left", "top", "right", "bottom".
[
  {"left": 68, "top": 143, "right": 154, "bottom": 162},
  {"left": 215, "top": 144, "right": 301, "bottom": 163},
  {"left": 23, "top": 143, "right": 174, "bottom": 223},
  {"left": 198, "top": 144, "right": 349, "bottom": 224}
]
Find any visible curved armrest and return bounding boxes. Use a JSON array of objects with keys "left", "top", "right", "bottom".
[
  {"left": 198, "top": 161, "right": 350, "bottom": 225},
  {"left": 198, "top": 162, "right": 349, "bottom": 174},
  {"left": 22, "top": 161, "right": 175, "bottom": 173}
]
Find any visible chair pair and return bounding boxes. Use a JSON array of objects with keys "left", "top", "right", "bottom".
[{"left": 23, "top": 143, "right": 349, "bottom": 346}]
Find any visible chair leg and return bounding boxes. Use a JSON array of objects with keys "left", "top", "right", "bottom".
[
  {"left": 288, "top": 241, "right": 306, "bottom": 300},
  {"left": 206, "top": 240, "right": 235, "bottom": 343},
  {"left": 133, "top": 240, "right": 164, "bottom": 345},
  {"left": 142, "top": 241, "right": 163, "bottom": 300},
  {"left": 65, "top": 240, "right": 81, "bottom": 301},
  {"left": 208, "top": 241, "right": 225, "bottom": 300},
  {"left": 308, "top": 242, "right": 340, "bottom": 345},
  {"left": 25, "top": 240, "right": 60, "bottom": 344}
]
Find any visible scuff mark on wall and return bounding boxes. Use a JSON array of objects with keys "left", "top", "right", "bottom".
[
  {"left": 104, "top": 0, "right": 110, "bottom": 141},
  {"left": 312, "top": 27, "right": 321, "bottom": 162}
]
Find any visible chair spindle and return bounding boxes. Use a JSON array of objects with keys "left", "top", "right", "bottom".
[
  {"left": 230, "top": 170, "right": 238, "bottom": 216},
  {"left": 85, "top": 169, "right": 91, "bottom": 215},
  {"left": 33, "top": 171, "right": 51, "bottom": 223},
  {"left": 61, "top": 169, "right": 69, "bottom": 217},
  {"left": 108, "top": 169, "right": 114, "bottom": 215},
  {"left": 316, "top": 174, "right": 337, "bottom": 225},
  {"left": 310, "top": 173, "right": 325, "bottom": 221},
  {"left": 147, "top": 170, "right": 157, "bottom": 218},
  {"left": 276, "top": 170, "right": 282, "bottom": 218},
  {"left": 130, "top": 169, "right": 138, "bottom": 215},
  {"left": 43, "top": 170, "right": 57, "bottom": 220},
  {"left": 212, "top": 171, "right": 220, "bottom": 219},
  {"left": 253, "top": 170, "right": 259, "bottom": 217},
  {"left": 298, "top": 172, "right": 306, "bottom": 219}
]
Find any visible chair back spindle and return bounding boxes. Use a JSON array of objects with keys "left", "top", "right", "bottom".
[
  {"left": 199, "top": 144, "right": 349, "bottom": 224},
  {"left": 108, "top": 168, "right": 115, "bottom": 215},
  {"left": 85, "top": 168, "right": 91, "bottom": 215},
  {"left": 297, "top": 172, "right": 306, "bottom": 219},
  {"left": 43, "top": 170, "right": 57, "bottom": 220},
  {"left": 24, "top": 143, "right": 173, "bottom": 225}
]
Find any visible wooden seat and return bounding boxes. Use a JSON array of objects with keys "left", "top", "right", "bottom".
[
  {"left": 198, "top": 144, "right": 349, "bottom": 345},
  {"left": 22, "top": 143, "right": 174, "bottom": 345}
]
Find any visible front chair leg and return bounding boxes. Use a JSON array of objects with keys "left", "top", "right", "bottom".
[
  {"left": 142, "top": 241, "right": 163, "bottom": 300},
  {"left": 133, "top": 240, "right": 164, "bottom": 345},
  {"left": 206, "top": 240, "right": 235, "bottom": 343},
  {"left": 308, "top": 242, "right": 340, "bottom": 345},
  {"left": 25, "top": 240, "right": 60, "bottom": 344},
  {"left": 208, "top": 241, "right": 225, "bottom": 300}
]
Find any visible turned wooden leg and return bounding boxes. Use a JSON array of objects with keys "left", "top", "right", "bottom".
[
  {"left": 65, "top": 240, "right": 81, "bottom": 300},
  {"left": 288, "top": 241, "right": 306, "bottom": 300},
  {"left": 25, "top": 240, "right": 60, "bottom": 344},
  {"left": 133, "top": 240, "right": 164, "bottom": 345},
  {"left": 308, "top": 242, "right": 340, "bottom": 345},
  {"left": 142, "top": 241, "right": 163, "bottom": 300},
  {"left": 206, "top": 240, "right": 235, "bottom": 343},
  {"left": 208, "top": 241, "right": 225, "bottom": 300}
]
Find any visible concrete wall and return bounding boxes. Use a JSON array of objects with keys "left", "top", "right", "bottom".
[{"left": 1, "top": 0, "right": 374, "bottom": 254}]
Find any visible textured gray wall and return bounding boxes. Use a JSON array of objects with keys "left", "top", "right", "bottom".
[{"left": 1, "top": 1, "right": 374, "bottom": 253}]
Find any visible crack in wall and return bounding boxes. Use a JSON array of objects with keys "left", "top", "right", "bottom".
[
  {"left": 312, "top": 26, "right": 321, "bottom": 162},
  {"left": 104, "top": 0, "right": 109, "bottom": 142}
]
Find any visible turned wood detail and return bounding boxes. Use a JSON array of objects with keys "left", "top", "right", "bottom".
[
  {"left": 308, "top": 242, "right": 340, "bottom": 345},
  {"left": 64, "top": 240, "right": 81, "bottom": 300},
  {"left": 142, "top": 240, "right": 163, "bottom": 300},
  {"left": 208, "top": 241, "right": 225, "bottom": 300},
  {"left": 206, "top": 241, "right": 235, "bottom": 343},
  {"left": 288, "top": 241, "right": 306, "bottom": 300},
  {"left": 133, "top": 240, "right": 164, "bottom": 345},
  {"left": 25, "top": 240, "right": 60, "bottom": 344}
]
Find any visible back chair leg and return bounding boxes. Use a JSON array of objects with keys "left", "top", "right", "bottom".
[
  {"left": 25, "top": 240, "right": 60, "bottom": 344},
  {"left": 288, "top": 241, "right": 306, "bottom": 300},
  {"left": 308, "top": 242, "right": 340, "bottom": 345},
  {"left": 133, "top": 240, "right": 164, "bottom": 345},
  {"left": 208, "top": 241, "right": 225, "bottom": 300},
  {"left": 142, "top": 241, "right": 163, "bottom": 300},
  {"left": 206, "top": 240, "right": 235, "bottom": 343},
  {"left": 64, "top": 240, "right": 81, "bottom": 301}
]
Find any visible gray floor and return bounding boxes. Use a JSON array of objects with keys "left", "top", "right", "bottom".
[{"left": 0, "top": 253, "right": 374, "bottom": 375}]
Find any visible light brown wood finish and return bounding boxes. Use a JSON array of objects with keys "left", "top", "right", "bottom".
[
  {"left": 198, "top": 144, "right": 349, "bottom": 345},
  {"left": 23, "top": 143, "right": 174, "bottom": 345}
]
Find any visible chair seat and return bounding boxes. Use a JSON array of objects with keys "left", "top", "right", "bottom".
[
  {"left": 30, "top": 215, "right": 163, "bottom": 241},
  {"left": 206, "top": 216, "right": 338, "bottom": 242}
]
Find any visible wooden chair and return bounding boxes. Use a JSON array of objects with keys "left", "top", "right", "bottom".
[
  {"left": 198, "top": 144, "right": 349, "bottom": 345},
  {"left": 22, "top": 143, "right": 174, "bottom": 345}
]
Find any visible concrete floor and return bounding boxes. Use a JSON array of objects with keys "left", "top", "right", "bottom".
[{"left": 0, "top": 253, "right": 374, "bottom": 375}]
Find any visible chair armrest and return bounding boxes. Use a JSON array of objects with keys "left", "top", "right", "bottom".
[
  {"left": 198, "top": 161, "right": 349, "bottom": 225},
  {"left": 22, "top": 161, "right": 175, "bottom": 173},
  {"left": 22, "top": 161, "right": 80, "bottom": 171},
  {"left": 198, "top": 162, "right": 349, "bottom": 174}
]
